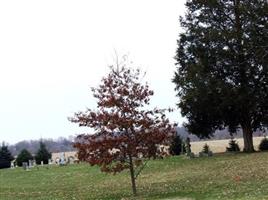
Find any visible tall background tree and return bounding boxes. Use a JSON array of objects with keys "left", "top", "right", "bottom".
[
  {"left": 173, "top": 0, "right": 268, "bottom": 152},
  {"left": 0, "top": 142, "right": 14, "bottom": 169},
  {"left": 169, "top": 135, "right": 185, "bottom": 155},
  {"left": 35, "top": 141, "right": 51, "bottom": 164},
  {"left": 70, "top": 61, "right": 175, "bottom": 196}
]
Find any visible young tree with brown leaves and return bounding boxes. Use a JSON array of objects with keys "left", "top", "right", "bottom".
[{"left": 69, "top": 63, "right": 175, "bottom": 196}]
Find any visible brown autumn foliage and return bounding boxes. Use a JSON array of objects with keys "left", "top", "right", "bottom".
[{"left": 69, "top": 63, "right": 175, "bottom": 195}]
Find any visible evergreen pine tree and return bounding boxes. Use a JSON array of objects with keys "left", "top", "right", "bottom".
[
  {"left": 16, "top": 149, "right": 33, "bottom": 167},
  {"left": 169, "top": 135, "right": 185, "bottom": 155},
  {"left": 35, "top": 141, "right": 51, "bottom": 165},
  {"left": 226, "top": 139, "right": 240, "bottom": 152},
  {"left": 173, "top": 0, "right": 268, "bottom": 152},
  {"left": 0, "top": 143, "right": 14, "bottom": 169},
  {"left": 202, "top": 144, "right": 210, "bottom": 154},
  {"left": 259, "top": 137, "right": 268, "bottom": 151}
]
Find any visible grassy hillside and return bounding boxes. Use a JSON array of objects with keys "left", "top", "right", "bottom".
[{"left": 1, "top": 152, "right": 268, "bottom": 200}]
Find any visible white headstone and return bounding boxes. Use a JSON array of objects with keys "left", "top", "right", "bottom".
[
  {"left": 60, "top": 153, "right": 65, "bottom": 165},
  {"left": 10, "top": 162, "right": 14, "bottom": 169},
  {"left": 28, "top": 160, "right": 33, "bottom": 168}
]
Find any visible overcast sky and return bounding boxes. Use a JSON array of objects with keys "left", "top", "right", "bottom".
[{"left": 0, "top": 0, "right": 187, "bottom": 144}]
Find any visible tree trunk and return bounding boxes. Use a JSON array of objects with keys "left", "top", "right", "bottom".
[
  {"left": 129, "top": 155, "right": 137, "bottom": 196},
  {"left": 242, "top": 125, "right": 254, "bottom": 152}
]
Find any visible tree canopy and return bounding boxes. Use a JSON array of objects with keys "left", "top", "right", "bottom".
[
  {"left": 70, "top": 62, "right": 175, "bottom": 195},
  {"left": 173, "top": 0, "right": 268, "bottom": 152}
]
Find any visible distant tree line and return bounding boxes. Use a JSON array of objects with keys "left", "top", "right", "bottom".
[
  {"left": 8, "top": 136, "right": 75, "bottom": 156},
  {"left": 0, "top": 141, "right": 52, "bottom": 168},
  {"left": 5, "top": 128, "right": 267, "bottom": 158}
]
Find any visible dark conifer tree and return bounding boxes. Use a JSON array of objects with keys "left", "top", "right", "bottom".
[
  {"left": 35, "top": 141, "right": 51, "bottom": 165},
  {"left": 169, "top": 135, "right": 185, "bottom": 155},
  {"left": 0, "top": 143, "right": 14, "bottom": 169},
  {"left": 173, "top": 0, "right": 268, "bottom": 152},
  {"left": 16, "top": 149, "right": 33, "bottom": 167}
]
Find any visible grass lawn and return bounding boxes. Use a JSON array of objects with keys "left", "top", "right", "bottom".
[{"left": 1, "top": 152, "right": 268, "bottom": 200}]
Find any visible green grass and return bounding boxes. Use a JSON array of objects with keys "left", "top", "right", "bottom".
[{"left": 1, "top": 152, "right": 268, "bottom": 200}]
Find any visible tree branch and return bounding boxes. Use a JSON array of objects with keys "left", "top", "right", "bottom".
[{"left": 134, "top": 159, "right": 148, "bottom": 180}]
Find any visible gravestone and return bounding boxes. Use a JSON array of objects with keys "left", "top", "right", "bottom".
[
  {"left": 41, "top": 161, "right": 44, "bottom": 166},
  {"left": 60, "top": 152, "right": 66, "bottom": 166},
  {"left": 22, "top": 162, "right": 28, "bottom": 170},
  {"left": 28, "top": 160, "right": 33, "bottom": 168},
  {"left": 68, "top": 157, "right": 74, "bottom": 164},
  {"left": 10, "top": 162, "right": 14, "bottom": 169}
]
